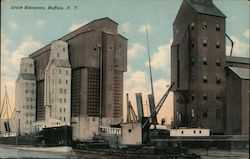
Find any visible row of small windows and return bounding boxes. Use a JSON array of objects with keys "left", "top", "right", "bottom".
[
  {"left": 191, "top": 58, "right": 221, "bottom": 66},
  {"left": 59, "top": 107, "right": 66, "bottom": 112},
  {"left": 51, "top": 98, "right": 67, "bottom": 103},
  {"left": 25, "top": 82, "right": 35, "bottom": 86},
  {"left": 51, "top": 79, "right": 69, "bottom": 84},
  {"left": 25, "top": 90, "right": 36, "bottom": 94},
  {"left": 26, "top": 120, "right": 33, "bottom": 125},
  {"left": 52, "top": 69, "right": 69, "bottom": 75},
  {"left": 191, "top": 39, "right": 220, "bottom": 48},
  {"left": 202, "top": 76, "right": 221, "bottom": 84},
  {"left": 59, "top": 116, "right": 66, "bottom": 122},
  {"left": 190, "top": 22, "right": 220, "bottom": 31},
  {"left": 191, "top": 93, "right": 221, "bottom": 101},
  {"left": 191, "top": 75, "right": 221, "bottom": 84},
  {"left": 26, "top": 97, "right": 34, "bottom": 102},
  {"left": 23, "top": 105, "right": 34, "bottom": 109},
  {"left": 25, "top": 113, "right": 34, "bottom": 117},
  {"left": 202, "top": 109, "right": 221, "bottom": 119},
  {"left": 51, "top": 88, "right": 68, "bottom": 94}
]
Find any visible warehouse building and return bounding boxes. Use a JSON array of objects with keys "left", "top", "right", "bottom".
[{"left": 226, "top": 66, "right": 249, "bottom": 135}]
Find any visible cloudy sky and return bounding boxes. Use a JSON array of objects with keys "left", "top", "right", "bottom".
[{"left": 1, "top": 0, "right": 249, "bottom": 123}]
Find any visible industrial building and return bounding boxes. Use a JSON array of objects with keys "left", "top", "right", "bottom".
[
  {"left": 44, "top": 40, "right": 72, "bottom": 126},
  {"left": 226, "top": 66, "right": 249, "bottom": 135},
  {"left": 15, "top": 57, "right": 36, "bottom": 135},
  {"left": 171, "top": 0, "right": 249, "bottom": 135},
  {"left": 171, "top": 0, "right": 227, "bottom": 134},
  {"left": 14, "top": 17, "right": 127, "bottom": 140}
]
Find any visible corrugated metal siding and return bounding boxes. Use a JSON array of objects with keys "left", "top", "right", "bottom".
[
  {"left": 36, "top": 80, "right": 45, "bottom": 121},
  {"left": 71, "top": 68, "right": 81, "bottom": 117}
]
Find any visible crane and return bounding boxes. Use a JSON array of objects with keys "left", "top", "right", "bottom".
[
  {"left": 142, "top": 82, "right": 174, "bottom": 128},
  {"left": 126, "top": 94, "right": 138, "bottom": 122}
]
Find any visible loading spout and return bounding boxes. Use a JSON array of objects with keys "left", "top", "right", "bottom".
[{"left": 226, "top": 34, "right": 234, "bottom": 56}]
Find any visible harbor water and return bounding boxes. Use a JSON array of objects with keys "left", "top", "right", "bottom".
[{"left": 0, "top": 145, "right": 249, "bottom": 159}]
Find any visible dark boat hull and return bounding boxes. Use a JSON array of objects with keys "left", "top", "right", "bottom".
[{"left": 0, "top": 125, "right": 72, "bottom": 146}]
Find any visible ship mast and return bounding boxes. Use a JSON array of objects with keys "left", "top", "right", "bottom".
[
  {"left": 146, "top": 28, "right": 157, "bottom": 125},
  {"left": 0, "top": 86, "right": 13, "bottom": 119}
]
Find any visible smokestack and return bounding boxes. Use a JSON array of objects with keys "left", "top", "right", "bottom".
[
  {"left": 148, "top": 94, "right": 157, "bottom": 125},
  {"left": 135, "top": 93, "right": 144, "bottom": 121}
]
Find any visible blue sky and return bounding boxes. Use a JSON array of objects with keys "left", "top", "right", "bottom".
[{"left": 1, "top": 0, "right": 249, "bottom": 122}]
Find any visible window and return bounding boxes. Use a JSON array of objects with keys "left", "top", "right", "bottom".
[
  {"left": 27, "top": 97, "right": 29, "bottom": 102},
  {"left": 216, "top": 23, "right": 220, "bottom": 31},
  {"left": 216, "top": 93, "right": 220, "bottom": 100},
  {"left": 24, "top": 68, "right": 27, "bottom": 72},
  {"left": 202, "top": 21, "right": 207, "bottom": 30},
  {"left": 59, "top": 69, "right": 61, "bottom": 74},
  {"left": 203, "top": 112, "right": 208, "bottom": 118},
  {"left": 93, "top": 45, "right": 97, "bottom": 51},
  {"left": 199, "top": 130, "right": 202, "bottom": 134},
  {"left": 30, "top": 64, "right": 33, "bottom": 67},
  {"left": 191, "top": 109, "right": 195, "bottom": 117},
  {"left": 64, "top": 98, "right": 66, "bottom": 103},
  {"left": 203, "top": 76, "right": 208, "bottom": 83},
  {"left": 25, "top": 90, "right": 28, "bottom": 94},
  {"left": 64, "top": 117, "right": 66, "bottom": 122},
  {"left": 60, "top": 98, "right": 62, "bottom": 103},
  {"left": 128, "top": 129, "right": 132, "bottom": 133},
  {"left": 191, "top": 40, "right": 194, "bottom": 48},
  {"left": 216, "top": 76, "right": 221, "bottom": 85},
  {"left": 203, "top": 93, "right": 207, "bottom": 100},
  {"left": 216, "top": 59, "right": 220, "bottom": 66},
  {"left": 60, "top": 89, "right": 63, "bottom": 94},
  {"left": 64, "top": 108, "right": 66, "bottom": 112},
  {"left": 191, "top": 93, "right": 195, "bottom": 101},
  {"left": 59, "top": 79, "right": 61, "bottom": 84},
  {"left": 63, "top": 48, "right": 65, "bottom": 52},
  {"left": 191, "top": 22, "right": 195, "bottom": 30},
  {"left": 203, "top": 57, "right": 207, "bottom": 65},
  {"left": 203, "top": 39, "right": 207, "bottom": 47},
  {"left": 66, "top": 70, "right": 68, "bottom": 75},
  {"left": 64, "top": 89, "right": 66, "bottom": 94},
  {"left": 181, "top": 131, "right": 184, "bottom": 134},
  {"left": 216, "top": 41, "right": 220, "bottom": 48},
  {"left": 66, "top": 80, "right": 68, "bottom": 84},
  {"left": 191, "top": 75, "right": 195, "bottom": 82},
  {"left": 60, "top": 108, "right": 62, "bottom": 112},
  {"left": 57, "top": 53, "right": 59, "bottom": 58},
  {"left": 191, "top": 57, "right": 195, "bottom": 66},
  {"left": 194, "top": 130, "right": 196, "bottom": 134}
]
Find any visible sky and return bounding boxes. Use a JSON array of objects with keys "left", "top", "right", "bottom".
[{"left": 1, "top": 0, "right": 249, "bottom": 123}]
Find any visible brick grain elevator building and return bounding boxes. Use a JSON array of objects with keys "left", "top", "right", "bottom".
[
  {"left": 171, "top": 0, "right": 227, "bottom": 134},
  {"left": 29, "top": 17, "right": 127, "bottom": 140}
]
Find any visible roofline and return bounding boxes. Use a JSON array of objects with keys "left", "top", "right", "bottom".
[
  {"left": 197, "top": 12, "right": 227, "bottom": 18},
  {"left": 29, "top": 17, "right": 120, "bottom": 58},
  {"left": 118, "top": 34, "right": 128, "bottom": 40},
  {"left": 226, "top": 66, "right": 250, "bottom": 80},
  {"left": 29, "top": 29, "right": 95, "bottom": 58}
]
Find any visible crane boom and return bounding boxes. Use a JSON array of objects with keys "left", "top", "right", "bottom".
[{"left": 142, "top": 82, "right": 174, "bottom": 128}]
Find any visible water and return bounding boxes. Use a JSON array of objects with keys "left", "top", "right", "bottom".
[{"left": 0, "top": 146, "right": 81, "bottom": 159}]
